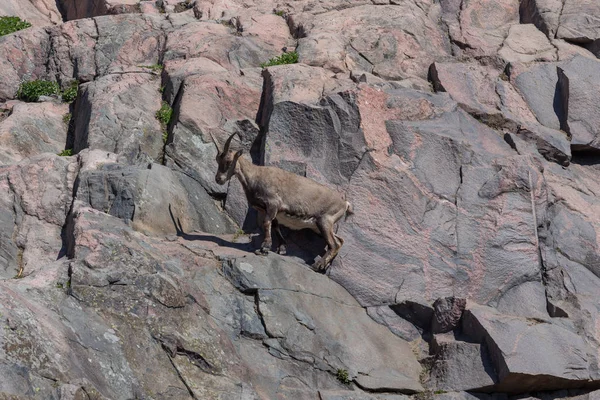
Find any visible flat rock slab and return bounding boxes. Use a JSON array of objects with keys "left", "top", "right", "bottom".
[
  {"left": 499, "top": 24, "right": 556, "bottom": 63},
  {"left": 223, "top": 254, "right": 424, "bottom": 393},
  {"left": 463, "top": 303, "right": 600, "bottom": 393},
  {"left": 0, "top": 101, "right": 69, "bottom": 165},
  {"left": 430, "top": 333, "right": 496, "bottom": 391}
]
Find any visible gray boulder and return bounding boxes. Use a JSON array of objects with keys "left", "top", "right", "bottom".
[
  {"left": 463, "top": 303, "right": 600, "bottom": 393},
  {"left": 75, "top": 150, "right": 237, "bottom": 236}
]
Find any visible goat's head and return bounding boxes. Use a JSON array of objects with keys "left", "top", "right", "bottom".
[{"left": 211, "top": 132, "right": 243, "bottom": 185}]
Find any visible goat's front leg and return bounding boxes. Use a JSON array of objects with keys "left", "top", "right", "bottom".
[{"left": 256, "top": 206, "right": 277, "bottom": 255}]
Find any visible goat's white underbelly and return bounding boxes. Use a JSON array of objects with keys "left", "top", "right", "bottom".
[{"left": 276, "top": 212, "right": 319, "bottom": 232}]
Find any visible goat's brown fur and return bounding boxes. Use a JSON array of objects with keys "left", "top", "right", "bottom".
[{"left": 212, "top": 133, "right": 352, "bottom": 271}]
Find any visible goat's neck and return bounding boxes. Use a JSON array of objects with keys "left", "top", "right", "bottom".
[{"left": 234, "top": 156, "right": 259, "bottom": 192}]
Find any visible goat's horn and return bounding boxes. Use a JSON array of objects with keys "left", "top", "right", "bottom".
[
  {"left": 222, "top": 132, "right": 237, "bottom": 154},
  {"left": 209, "top": 132, "right": 221, "bottom": 153}
]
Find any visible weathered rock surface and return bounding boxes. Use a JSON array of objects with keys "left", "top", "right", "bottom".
[
  {"left": 440, "top": 0, "right": 519, "bottom": 56},
  {"left": 0, "top": 101, "right": 69, "bottom": 165},
  {"left": 0, "top": 0, "right": 62, "bottom": 27},
  {"left": 429, "top": 333, "right": 496, "bottom": 391},
  {"left": 557, "top": 56, "right": 600, "bottom": 151},
  {"left": 2, "top": 0, "right": 600, "bottom": 398},
  {"left": 463, "top": 303, "right": 600, "bottom": 393}
]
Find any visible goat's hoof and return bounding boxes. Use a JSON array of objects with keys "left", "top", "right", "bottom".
[
  {"left": 277, "top": 245, "right": 287, "bottom": 255},
  {"left": 311, "top": 259, "right": 327, "bottom": 272},
  {"left": 255, "top": 247, "right": 269, "bottom": 255}
]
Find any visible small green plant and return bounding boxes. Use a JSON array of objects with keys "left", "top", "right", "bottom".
[
  {"left": 274, "top": 10, "right": 286, "bottom": 17},
  {"left": 336, "top": 369, "right": 351, "bottom": 385},
  {"left": 156, "top": 102, "right": 173, "bottom": 126},
  {"left": 58, "top": 149, "right": 73, "bottom": 157},
  {"left": 233, "top": 228, "right": 245, "bottom": 241},
  {"left": 17, "top": 80, "right": 60, "bottom": 102},
  {"left": 139, "top": 64, "right": 163, "bottom": 73},
  {"left": 0, "top": 16, "right": 32, "bottom": 37},
  {"left": 434, "top": 390, "right": 448, "bottom": 395},
  {"left": 260, "top": 51, "right": 298, "bottom": 68},
  {"left": 62, "top": 113, "right": 72, "bottom": 124},
  {"left": 162, "top": 130, "right": 168, "bottom": 144},
  {"left": 56, "top": 282, "right": 64, "bottom": 289},
  {"left": 61, "top": 81, "right": 79, "bottom": 103}
]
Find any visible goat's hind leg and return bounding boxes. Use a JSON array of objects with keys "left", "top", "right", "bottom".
[
  {"left": 311, "top": 218, "right": 341, "bottom": 272},
  {"left": 273, "top": 219, "right": 287, "bottom": 255},
  {"left": 256, "top": 206, "right": 277, "bottom": 255}
]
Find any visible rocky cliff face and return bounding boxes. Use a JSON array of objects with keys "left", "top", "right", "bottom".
[{"left": 1, "top": 0, "right": 600, "bottom": 399}]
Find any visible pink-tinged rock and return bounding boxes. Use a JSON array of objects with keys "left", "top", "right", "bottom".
[
  {"left": 0, "top": 101, "right": 69, "bottom": 165},
  {"left": 0, "top": 0, "right": 61, "bottom": 27},
  {"left": 498, "top": 24, "right": 557, "bottom": 64},
  {"left": 7, "top": 154, "right": 75, "bottom": 226},
  {"left": 0, "top": 27, "right": 51, "bottom": 100},
  {"left": 292, "top": 4, "right": 449, "bottom": 79},
  {"left": 193, "top": 0, "right": 371, "bottom": 20},
  {"left": 297, "top": 32, "right": 348, "bottom": 73},
  {"left": 72, "top": 73, "right": 164, "bottom": 163},
  {"left": 430, "top": 62, "right": 540, "bottom": 132},
  {"left": 165, "top": 70, "right": 262, "bottom": 195},
  {"left": 552, "top": 38, "right": 598, "bottom": 61},
  {"left": 162, "top": 57, "right": 228, "bottom": 104},
  {"left": 236, "top": 13, "right": 291, "bottom": 53},
  {"left": 164, "top": 19, "right": 291, "bottom": 72},
  {"left": 441, "top": 0, "right": 519, "bottom": 56},
  {"left": 337, "top": 109, "right": 548, "bottom": 318},
  {"left": 93, "top": 14, "right": 168, "bottom": 75},
  {"left": 0, "top": 154, "right": 77, "bottom": 278},
  {"left": 47, "top": 18, "right": 99, "bottom": 85},
  {"left": 430, "top": 62, "right": 500, "bottom": 116},
  {"left": 519, "top": 0, "right": 562, "bottom": 37}
]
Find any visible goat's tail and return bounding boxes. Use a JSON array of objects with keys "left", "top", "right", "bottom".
[{"left": 344, "top": 201, "right": 354, "bottom": 222}]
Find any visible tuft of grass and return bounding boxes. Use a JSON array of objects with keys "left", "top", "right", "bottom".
[
  {"left": 162, "top": 130, "right": 168, "bottom": 144},
  {"left": 58, "top": 149, "right": 73, "bottom": 157},
  {"left": 336, "top": 369, "right": 351, "bottom": 385},
  {"left": 62, "top": 113, "right": 72, "bottom": 124},
  {"left": 232, "top": 229, "right": 245, "bottom": 241},
  {"left": 61, "top": 81, "right": 79, "bottom": 103},
  {"left": 17, "top": 80, "right": 60, "bottom": 102},
  {"left": 0, "top": 16, "right": 32, "bottom": 37},
  {"left": 434, "top": 390, "right": 448, "bottom": 395},
  {"left": 260, "top": 51, "right": 298, "bottom": 68},
  {"left": 273, "top": 10, "right": 286, "bottom": 17},
  {"left": 139, "top": 64, "right": 164, "bottom": 73},
  {"left": 156, "top": 102, "right": 173, "bottom": 126}
]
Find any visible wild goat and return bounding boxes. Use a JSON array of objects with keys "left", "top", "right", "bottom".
[{"left": 211, "top": 132, "right": 353, "bottom": 271}]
